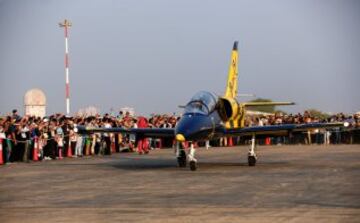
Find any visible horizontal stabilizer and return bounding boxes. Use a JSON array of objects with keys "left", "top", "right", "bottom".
[
  {"left": 237, "top": 94, "right": 256, "bottom": 97},
  {"left": 242, "top": 102, "right": 295, "bottom": 107}
]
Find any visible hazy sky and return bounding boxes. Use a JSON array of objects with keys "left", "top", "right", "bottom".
[{"left": 0, "top": 0, "right": 359, "bottom": 116}]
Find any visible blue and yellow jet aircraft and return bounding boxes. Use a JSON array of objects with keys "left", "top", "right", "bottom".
[{"left": 77, "top": 41, "right": 346, "bottom": 171}]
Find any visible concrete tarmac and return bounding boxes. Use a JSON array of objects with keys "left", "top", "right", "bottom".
[{"left": 0, "top": 145, "right": 360, "bottom": 223}]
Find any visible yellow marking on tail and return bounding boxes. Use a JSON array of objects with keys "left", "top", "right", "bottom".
[
  {"left": 224, "top": 41, "right": 240, "bottom": 129},
  {"left": 224, "top": 41, "right": 239, "bottom": 99}
]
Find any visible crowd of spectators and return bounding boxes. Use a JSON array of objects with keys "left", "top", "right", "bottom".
[
  {"left": 244, "top": 110, "right": 360, "bottom": 127},
  {"left": 0, "top": 109, "right": 359, "bottom": 165},
  {"left": 0, "top": 109, "right": 179, "bottom": 164},
  {"left": 240, "top": 111, "right": 360, "bottom": 146}
]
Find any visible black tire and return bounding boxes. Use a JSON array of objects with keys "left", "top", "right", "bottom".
[
  {"left": 177, "top": 157, "right": 187, "bottom": 167},
  {"left": 248, "top": 156, "right": 257, "bottom": 166},
  {"left": 189, "top": 161, "right": 197, "bottom": 171}
]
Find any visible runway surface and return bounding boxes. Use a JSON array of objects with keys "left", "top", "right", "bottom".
[{"left": 1, "top": 145, "right": 360, "bottom": 222}]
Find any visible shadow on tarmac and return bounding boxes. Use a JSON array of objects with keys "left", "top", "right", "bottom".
[{"left": 107, "top": 159, "right": 290, "bottom": 171}]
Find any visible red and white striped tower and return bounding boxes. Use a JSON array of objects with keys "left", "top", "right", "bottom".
[{"left": 59, "top": 19, "right": 72, "bottom": 115}]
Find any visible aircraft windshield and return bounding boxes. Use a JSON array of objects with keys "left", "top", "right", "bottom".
[{"left": 184, "top": 91, "right": 217, "bottom": 115}]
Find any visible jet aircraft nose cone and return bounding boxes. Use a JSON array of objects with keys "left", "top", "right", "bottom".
[{"left": 176, "top": 134, "right": 186, "bottom": 142}]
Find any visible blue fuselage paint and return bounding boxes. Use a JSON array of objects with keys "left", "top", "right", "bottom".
[{"left": 175, "top": 110, "right": 225, "bottom": 142}]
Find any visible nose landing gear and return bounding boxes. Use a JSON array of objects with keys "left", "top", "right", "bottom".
[
  {"left": 177, "top": 150, "right": 187, "bottom": 167},
  {"left": 175, "top": 142, "right": 187, "bottom": 168},
  {"left": 176, "top": 141, "right": 198, "bottom": 171}
]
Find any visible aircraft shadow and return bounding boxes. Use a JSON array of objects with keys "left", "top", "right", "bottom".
[
  {"left": 109, "top": 159, "right": 290, "bottom": 170},
  {"left": 193, "top": 161, "right": 289, "bottom": 169},
  {"left": 109, "top": 159, "right": 177, "bottom": 170}
]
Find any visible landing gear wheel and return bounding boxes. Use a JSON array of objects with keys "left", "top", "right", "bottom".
[
  {"left": 248, "top": 156, "right": 257, "bottom": 166},
  {"left": 177, "top": 150, "right": 187, "bottom": 167},
  {"left": 189, "top": 161, "right": 197, "bottom": 171}
]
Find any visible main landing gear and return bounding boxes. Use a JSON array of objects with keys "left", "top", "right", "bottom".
[
  {"left": 248, "top": 134, "right": 257, "bottom": 166},
  {"left": 175, "top": 136, "right": 257, "bottom": 170}
]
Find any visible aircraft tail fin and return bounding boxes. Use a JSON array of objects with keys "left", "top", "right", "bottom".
[{"left": 224, "top": 41, "right": 239, "bottom": 98}]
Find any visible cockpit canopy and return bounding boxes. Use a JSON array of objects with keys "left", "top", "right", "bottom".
[{"left": 184, "top": 91, "right": 218, "bottom": 115}]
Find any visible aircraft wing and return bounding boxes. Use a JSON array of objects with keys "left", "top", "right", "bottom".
[
  {"left": 76, "top": 126, "right": 175, "bottom": 138},
  {"left": 224, "top": 122, "right": 346, "bottom": 137}
]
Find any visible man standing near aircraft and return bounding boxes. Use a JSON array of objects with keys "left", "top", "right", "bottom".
[{"left": 136, "top": 117, "right": 150, "bottom": 154}]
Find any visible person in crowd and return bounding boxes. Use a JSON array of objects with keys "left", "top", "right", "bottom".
[
  {"left": 0, "top": 118, "right": 9, "bottom": 163},
  {"left": 55, "top": 120, "right": 64, "bottom": 159},
  {"left": 102, "top": 118, "right": 112, "bottom": 155},
  {"left": 12, "top": 109, "right": 21, "bottom": 122},
  {"left": 136, "top": 116, "right": 149, "bottom": 154},
  {"left": 75, "top": 118, "right": 84, "bottom": 157},
  {"left": 68, "top": 121, "right": 77, "bottom": 156}
]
